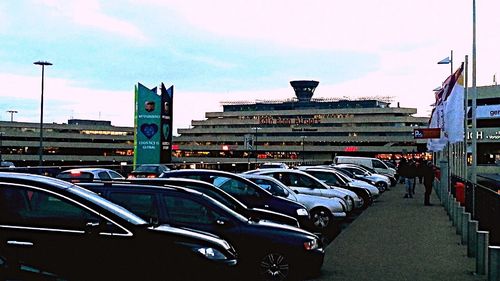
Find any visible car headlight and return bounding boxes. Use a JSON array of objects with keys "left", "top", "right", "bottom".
[
  {"left": 296, "top": 208, "right": 309, "bottom": 216},
  {"left": 303, "top": 239, "right": 320, "bottom": 251},
  {"left": 195, "top": 247, "right": 228, "bottom": 261}
]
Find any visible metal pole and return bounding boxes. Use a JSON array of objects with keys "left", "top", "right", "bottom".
[
  {"left": 0, "top": 132, "right": 3, "bottom": 163},
  {"left": 301, "top": 136, "right": 305, "bottom": 164},
  {"left": 34, "top": 61, "right": 52, "bottom": 168},
  {"left": 471, "top": 0, "right": 477, "bottom": 184},
  {"left": 39, "top": 64, "right": 45, "bottom": 167},
  {"left": 464, "top": 55, "right": 469, "bottom": 180}
]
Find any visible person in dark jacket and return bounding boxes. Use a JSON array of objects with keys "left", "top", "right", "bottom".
[
  {"left": 398, "top": 158, "right": 413, "bottom": 198},
  {"left": 422, "top": 161, "right": 435, "bottom": 206}
]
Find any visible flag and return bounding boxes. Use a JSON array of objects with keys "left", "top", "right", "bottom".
[
  {"left": 427, "top": 63, "right": 464, "bottom": 151},
  {"left": 443, "top": 64, "right": 465, "bottom": 143}
]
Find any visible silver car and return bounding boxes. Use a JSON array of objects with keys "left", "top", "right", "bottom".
[
  {"left": 245, "top": 168, "right": 363, "bottom": 212},
  {"left": 332, "top": 164, "right": 391, "bottom": 192},
  {"left": 242, "top": 174, "right": 347, "bottom": 231}
]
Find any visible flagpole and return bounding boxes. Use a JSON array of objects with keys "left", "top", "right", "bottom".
[
  {"left": 463, "top": 55, "right": 468, "bottom": 180},
  {"left": 471, "top": 0, "right": 477, "bottom": 185}
]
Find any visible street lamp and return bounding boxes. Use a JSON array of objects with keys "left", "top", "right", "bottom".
[
  {"left": 6, "top": 110, "right": 18, "bottom": 122},
  {"left": 251, "top": 127, "right": 261, "bottom": 164},
  {"left": 301, "top": 136, "right": 307, "bottom": 164},
  {"left": 437, "top": 50, "right": 453, "bottom": 75},
  {"left": 34, "top": 60, "right": 53, "bottom": 167}
]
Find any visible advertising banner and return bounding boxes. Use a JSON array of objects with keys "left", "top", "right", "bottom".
[{"left": 134, "top": 83, "right": 173, "bottom": 166}]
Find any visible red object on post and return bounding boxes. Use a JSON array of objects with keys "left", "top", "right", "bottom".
[{"left": 455, "top": 182, "right": 465, "bottom": 205}]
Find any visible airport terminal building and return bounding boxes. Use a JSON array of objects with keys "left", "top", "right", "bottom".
[{"left": 172, "top": 81, "right": 430, "bottom": 169}]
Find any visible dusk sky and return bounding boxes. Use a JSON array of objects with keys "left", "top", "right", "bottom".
[{"left": 1, "top": 0, "right": 499, "bottom": 134}]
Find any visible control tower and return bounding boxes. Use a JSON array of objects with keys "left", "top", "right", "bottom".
[{"left": 290, "top": 80, "right": 319, "bottom": 102}]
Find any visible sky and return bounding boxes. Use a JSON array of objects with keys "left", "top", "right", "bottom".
[{"left": 1, "top": 0, "right": 499, "bottom": 135}]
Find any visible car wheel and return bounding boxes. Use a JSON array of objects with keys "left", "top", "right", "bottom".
[
  {"left": 375, "top": 182, "right": 387, "bottom": 192},
  {"left": 259, "top": 252, "right": 290, "bottom": 281},
  {"left": 310, "top": 208, "right": 332, "bottom": 231}
]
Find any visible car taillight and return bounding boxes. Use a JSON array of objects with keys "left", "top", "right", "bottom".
[
  {"left": 127, "top": 175, "right": 136, "bottom": 179},
  {"left": 147, "top": 174, "right": 157, "bottom": 178},
  {"left": 70, "top": 171, "right": 81, "bottom": 176}
]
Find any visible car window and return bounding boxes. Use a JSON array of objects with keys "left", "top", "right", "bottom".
[
  {"left": 288, "top": 173, "right": 323, "bottom": 189},
  {"left": 249, "top": 178, "right": 288, "bottom": 197},
  {"left": 108, "top": 192, "right": 159, "bottom": 223},
  {"left": 108, "top": 171, "right": 124, "bottom": 179},
  {"left": 98, "top": 171, "right": 111, "bottom": 180},
  {"left": 163, "top": 195, "right": 217, "bottom": 225},
  {"left": 307, "top": 171, "right": 341, "bottom": 186},
  {"left": 0, "top": 185, "right": 99, "bottom": 231},
  {"left": 372, "top": 160, "right": 387, "bottom": 169},
  {"left": 212, "top": 176, "right": 259, "bottom": 197}
]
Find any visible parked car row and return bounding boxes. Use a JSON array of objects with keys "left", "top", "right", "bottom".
[{"left": 1, "top": 159, "right": 394, "bottom": 280}]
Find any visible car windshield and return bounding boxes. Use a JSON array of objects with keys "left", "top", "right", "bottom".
[{"left": 135, "top": 165, "right": 160, "bottom": 173}]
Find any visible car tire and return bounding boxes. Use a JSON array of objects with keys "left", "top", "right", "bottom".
[
  {"left": 375, "top": 182, "right": 387, "bottom": 192},
  {"left": 310, "top": 208, "right": 332, "bottom": 231},
  {"left": 259, "top": 252, "right": 291, "bottom": 281}
]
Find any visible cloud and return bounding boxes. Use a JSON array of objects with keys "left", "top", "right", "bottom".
[{"left": 36, "top": 0, "right": 148, "bottom": 42}]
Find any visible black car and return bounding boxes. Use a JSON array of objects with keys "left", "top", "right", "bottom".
[
  {"left": 79, "top": 181, "right": 325, "bottom": 281},
  {"left": 0, "top": 172, "right": 237, "bottom": 281},
  {"left": 127, "top": 177, "right": 300, "bottom": 227},
  {"left": 159, "top": 169, "right": 312, "bottom": 229},
  {"left": 128, "top": 164, "right": 170, "bottom": 179}
]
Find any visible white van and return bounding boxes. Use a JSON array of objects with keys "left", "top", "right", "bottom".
[{"left": 333, "top": 156, "right": 396, "bottom": 176}]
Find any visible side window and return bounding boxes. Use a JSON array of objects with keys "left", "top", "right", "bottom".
[
  {"left": 97, "top": 172, "right": 111, "bottom": 180},
  {"left": 108, "top": 192, "right": 158, "bottom": 222},
  {"left": 212, "top": 176, "right": 258, "bottom": 197},
  {"left": 0, "top": 185, "right": 98, "bottom": 230},
  {"left": 310, "top": 172, "right": 339, "bottom": 186},
  {"left": 288, "top": 173, "right": 322, "bottom": 188},
  {"left": 108, "top": 171, "right": 124, "bottom": 179},
  {"left": 372, "top": 160, "right": 386, "bottom": 169},
  {"left": 163, "top": 195, "right": 217, "bottom": 225}
]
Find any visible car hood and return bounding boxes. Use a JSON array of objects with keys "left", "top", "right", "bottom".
[
  {"left": 349, "top": 180, "right": 380, "bottom": 195},
  {"left": 249, "top": 219, "right": 317, "bottom": 237},
  {"left": 149, "top": 224, "right": 231, "bottom": 250},
  {"left": 295, "top": 193, "right": 344, "bottom": 210}
]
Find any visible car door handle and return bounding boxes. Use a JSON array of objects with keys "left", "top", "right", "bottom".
[{"left": 7, "top": 240, "right": 34, "bottom": 247}]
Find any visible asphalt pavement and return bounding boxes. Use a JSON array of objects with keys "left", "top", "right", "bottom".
[{"left": 309, "top": 181, "right": 487, "bottom": 281}]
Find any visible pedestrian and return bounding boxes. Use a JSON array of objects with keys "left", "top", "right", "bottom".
[
  {"left": 407, "top": 159, "right": 417, "bottom": 197},
  {"left": 422, "top": 161, "right": 435, "bottom": 206},
  {"left": 416, "top": 159, "right": 424, "bottom": 184},
  {"left": 397, "top": 158, "right": 412, "bottom": 198}
]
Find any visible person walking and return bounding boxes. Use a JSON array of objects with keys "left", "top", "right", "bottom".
[
  {"left": 398, "top": 158, "right": 413, "bottom": 198},
  {"left": 408, "top": 159, "right": 417, "bottom": 196},
  {"left": 423, "top": 161, "right": 435, "bottom": 206}
]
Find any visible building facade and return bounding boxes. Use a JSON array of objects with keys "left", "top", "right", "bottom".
[
  {"left": 173, "top": 81, "right": 430, "bottom": 170},
  {"left": 0, "top": 119, "right": 134, "bottom": 172}
]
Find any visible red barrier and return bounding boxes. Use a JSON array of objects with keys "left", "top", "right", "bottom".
[{"left": 455, "top": 182, "right": 465, "bottom": 205}]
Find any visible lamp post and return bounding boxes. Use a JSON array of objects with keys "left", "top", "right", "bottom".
[
  {"left": 34, "top": 61, "right": 52, "bottom": 167},
  {"left": 0, "top": 131, "right": 4, "bottom": 163},
  {"left": 6, "top": 110, "right": 18, "bottom": 122},
  {"left": 301, "top": 136, "right": 306, "bottom": 165},
  {"left": 251, "top": 127, "right": 261, "bottom": 164}
]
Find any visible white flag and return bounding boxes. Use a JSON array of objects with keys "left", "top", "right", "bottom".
[{"left": 443, "top": 74, "right": 464, "bottom": 143}]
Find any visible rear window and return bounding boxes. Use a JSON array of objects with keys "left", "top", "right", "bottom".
[
  {"left": 57, "top": 171, "right": 94, "bottom": 182},
  {"left": 135, "top": 165, "right": 159, "bottom": 173}
]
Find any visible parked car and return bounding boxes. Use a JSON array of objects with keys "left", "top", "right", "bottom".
[
  {"left": 0, "top": 172, "right": 237, "bottom": 281},
  {"left": 259, "top": 162, "right": 289, "bottom": 169},
  {"left": 159, "top": 169, "right": 312, "bottom": 229},
  {"left": 322, "top": 168, "right": 381, "bottom": 199},
  {"left": 333, "top": 156, "right": 396, "bottom": 177},
  {"left": 296, "top": 167, "right": 375, "bottom": 209},
  {"left": 241, "top": 174, "right": 347, "bottom": 231},
  {"left": 353, "top": 164, "right": 397, "bottom": 187},
  {"left": 126, "top": 177, "right": 300, "bottom": 227},
  {"left": 128, "top": 164, "right": 170, "bottom": 178},
  {"left": 245, "top": 169, "right": 363, "bottom": 212},
  {"left": 78, "top": 181, "right": 325, "bottom": 281},
  {"left": 332, "top": 164, "right": 391, "bottom": 192},
  {"left": 56, "top": 168, "right": 125, "bottom": 182}
]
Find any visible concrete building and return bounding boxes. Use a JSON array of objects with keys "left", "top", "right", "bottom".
[
  {"left": 172, "top": 80, "right": 430, "bottom": 170},
  {"left": 0, "top": 119, "right": 134, "bottom": 172}
]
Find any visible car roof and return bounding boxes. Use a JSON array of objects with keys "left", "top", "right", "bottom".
[{"left": 60, "top": 168, "right": 115, "bottom": 173}]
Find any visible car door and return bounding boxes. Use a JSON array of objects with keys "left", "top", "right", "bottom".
[
  {"left": 211, "top": 175, "right": 268, "bottom": 208},
  {"left": 161, "top": 192, "right": 242, "bottom": 244},
  {"left": 105, "top": 190, "right": 161, "bottom": 225},
  {"left": 0, "top": 183, "right": 112, "bottom": 279},
  {"left": 271, "top": 172, "right": 326, "bottom": 197}
]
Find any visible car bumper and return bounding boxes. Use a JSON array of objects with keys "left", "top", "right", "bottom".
[{"left": 297, "top": 248, "right": 325, "bottom": 277}]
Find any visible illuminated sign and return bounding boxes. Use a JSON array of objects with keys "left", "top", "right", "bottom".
[{"left": 414, "top": 128, "right": 441, "bottom": 139}]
